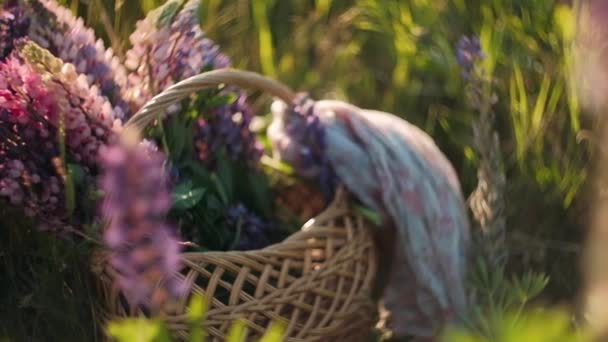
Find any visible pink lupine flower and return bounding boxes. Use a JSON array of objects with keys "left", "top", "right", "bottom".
[{"left": 0, "top": 41, "right": 121, "bottom": 227}]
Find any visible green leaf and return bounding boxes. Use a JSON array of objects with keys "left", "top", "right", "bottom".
[
  {"left": 247, "top": 172, "right": 273, "bottom": 217},
  {"left": 206, "top": 194, "right": 223, "bottom": 212},
  {"left": 187, "top": 295, "right": 207, "bottom": 321},
  {"left": 443, "top": 309, "right": 591, "bottom": 342},
  {"left": 183, "top": 160, "right": 211, "bottom": 180},
  {"left": 140, "top": 0, "right": 162, "bottom": 13},
  {"left": 67, "top": 163, "right": 85, "bottom": 186},
  {"left": 172, "top": 182, "right": 206, "bottom": 211},
  {"left": 554, "top": 5, "right": 574, "bottom": 42},
  {"left": 107, "top": 317, "right": 172, "bottom": 342},
  {"left": 531, "top": 73, "right": 551, "bottom": 152},
  {"left": 260, "top": 155, "right": 295, "bottom": 175},
  {"left": 167, "top": 116, "right": 187, "bottom": 162},
  {"left": 206, "top": 93, "right": 238, "bottom": 108},
  {"left": 215, "top": 155, "right": 234, "bottom": 202},
  {"left": 187, "top": 294, "right": 208, "bottom": 342},
  {"left": 65, "top": 171, "right": 76, "bottom": 218},
  {"left": 155, "top": 0, "right": 183, "bottom": 28},
  {"left": 259, "top": 321, "right": 286, "bottom": 342},
  {"left": 226, "top": 319, "right": 247, "bottom": 342},
  {"left": 352, "top": 204, "right": 382, "bottom": 226}
]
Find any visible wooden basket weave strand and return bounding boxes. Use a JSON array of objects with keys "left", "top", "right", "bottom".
[{"left": 93, "top": 69, "right": 379, "bottom": 341}]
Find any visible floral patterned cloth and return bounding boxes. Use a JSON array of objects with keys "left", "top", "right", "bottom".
[{"left": 269, "top": 97, "right": 471, "bottom": 338}]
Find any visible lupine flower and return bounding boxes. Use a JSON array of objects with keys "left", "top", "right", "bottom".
[
  {"left": 194, "top": 94, "right": 264, "bottom": 165},
  {"left": 456, "top": 35, "right": 506, "bottom": 269},
  {"left": 225, "top": 203, "right": 273, "bottom": 251},
  {"left": 0, "top": 41, "right": 121, "bottom": 227},
  {"left": 125, "top": 0, "right": 262, "bottom": 164},
  {"left": 20, "top": 41, "right": 122, "bottom": 165},
  {"left": 124, "top": 0, "right": 231, "bottom": 110},
  {"left": 99, "top": 136, "right": 186, "bottom": 307},
  {"left": 268, "top": 93, "right": 338, "bottom": 201},
  {"left": 0, "top": 1, "right": 30, "bottom": 60},
  {"left": 456, "top": 36, "right": 485, "bottom": 80},
  {"left": 25, "top": 0, "right": 131, "bottom": 117}
]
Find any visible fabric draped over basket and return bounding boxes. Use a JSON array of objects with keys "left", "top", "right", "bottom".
[{"left": 268, "top": 97, "right": 471, "bottom": 339}]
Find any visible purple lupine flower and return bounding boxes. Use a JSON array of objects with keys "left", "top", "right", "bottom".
[
  {"left": 0, "top": 41, "right": 121, "bottom": 227},
  {"left": 99, "top": 138, "right": 186, "bottom": 307},
  {"left": 124, "top": 0, "right": 231, "bottom": 110},
  {"left": 0, "top": 1, "right": 30, "bottom": 60},
  {"left": 20, "top": 41, "right": 122, "bottom": 165},
  {"left": 125, "top": 0, "right": 262, "bottom": 164},
  {"left": 268, "top": 94, "right": 338, "bottom": 201},
  {"left": 225, "top": 203, "right": 273, "bottom": 250},
  {"left": 25, "top": 0, "right": 131, "bottom": 117},
  {"left": 194, "top": 94, "right": 264, "bottom": 165},
  {"left": 455, "top": 35, "right": 485, "bottom": 80}
]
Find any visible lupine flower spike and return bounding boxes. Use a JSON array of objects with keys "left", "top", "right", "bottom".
[
  {"left": 268, "top": 93, "right": 337, "bottom": 201},
  {"left": 126, "top": 0, "right": 262, "bottom": 165},
  {"left": 225, "top": 203, "right": 274, "bottom": 251},
  {"left": 124, "top": 0, "right": 229, "bottom": 109},
  {"left": 25, "top": 0, "right": 131, "bottom": 116},
  {"left": 0, "top": 41, "right": 121, "bottom": 229},
  {"left": 99, "top": 131, "right": 187, "bottom": 308},
  {"left": 457, "top": 35, "right": 507, "bottom": 269}
]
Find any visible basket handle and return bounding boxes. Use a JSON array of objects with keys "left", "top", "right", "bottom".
[{"left": 123, "top": 68, "right": 297, "bottom": 134}]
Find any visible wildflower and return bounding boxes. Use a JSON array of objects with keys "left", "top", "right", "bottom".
[
  {"left": 126, "top": 0, "right": 262, "bottom": 165},
  {"left": 225, "top": 203, "right": 273, "bottom": 250},
  {"left": 0, "top": 41, "right": 121, "bottom": 227},
  {"left": 455, "top": 35, "right": 485, "bottom": 80},
  {"left": 456, "top": 34, "right": 506, "bottom": 269},
  {"left": 19, "top": 41, "right": 122, "bottom": 165},
  {"left": 194, "top": 94, "right": 264, "bottom": 165},
  {"left": 99, "top": 136, "right": 186, "bottom": 308},
  {"left": 25, "top": 0, "right": 131, "bottom": 116},
  {"left": 124, "top": 0, "right": 231, "bottom": 110},
  {"left": 268, "top": 94, "right": 338, "bottom": 201}
]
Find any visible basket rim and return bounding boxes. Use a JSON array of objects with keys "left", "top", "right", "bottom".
[{"left": 123, "top": 68, "right": 297, "bottom": 135}]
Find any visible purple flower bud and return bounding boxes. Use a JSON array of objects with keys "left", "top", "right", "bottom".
[{"left": 225, "top": 203, "right": 273, "bottom": 250}]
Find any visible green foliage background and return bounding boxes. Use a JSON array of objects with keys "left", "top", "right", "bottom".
[{"left": 1, "top": 0, "right": 597, "bottom": 340}]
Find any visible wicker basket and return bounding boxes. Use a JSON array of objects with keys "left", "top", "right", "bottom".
[{"left": 92, "top": 69, "right": 379, "bottom": 342}]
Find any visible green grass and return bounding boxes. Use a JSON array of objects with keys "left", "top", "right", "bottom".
[{"left": 0, "top": 209, "right": 101, "bottom": 341}]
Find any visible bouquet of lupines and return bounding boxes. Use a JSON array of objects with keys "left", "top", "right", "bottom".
[
  {"left": 0, "top": 40, "right": 122, "bottom": 230},
  {"left": 0, "top": 0, "right": 306, "bottom": 309}
]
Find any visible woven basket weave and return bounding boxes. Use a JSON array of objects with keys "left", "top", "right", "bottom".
[{"left": 93, "top": 69, "right": 379, "bottom": 342}]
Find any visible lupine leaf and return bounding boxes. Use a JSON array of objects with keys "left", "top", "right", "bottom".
[{"left": 172, "top": 181, "right": 206, "bottom": 211}]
